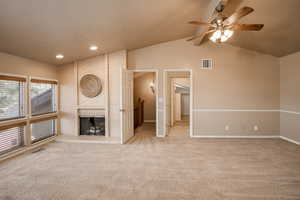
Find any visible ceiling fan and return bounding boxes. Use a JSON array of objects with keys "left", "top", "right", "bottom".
[{"left": 187, "top": 2, "right": 264, "bottom": 44}]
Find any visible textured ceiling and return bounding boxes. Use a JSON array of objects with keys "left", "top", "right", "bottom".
[
  {"left": 0, "top": 0, "right": 210, "bottom": 65},
  {"left": 227, "top": 0, "right": 300, "bottom": 57},
  {"left": 0, "top": 0, "right": 299, "bottom": 65}
]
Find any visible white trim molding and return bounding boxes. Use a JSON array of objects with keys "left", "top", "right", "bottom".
[
  {"left": 280, "top": 110, "right": 300, "bottom": 115},
  {"left": 163, "top": 69, "right": 193, "bottom": 138},
  {"left": 280, "top": 136, "right": 300, "bottom": 145}
]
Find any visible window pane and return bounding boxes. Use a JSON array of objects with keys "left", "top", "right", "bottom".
[
  {"left": 0, "top": 80, "right": 24, "bottom": 120},
  {"left": 31, "top": 83, "right": 56, "bottom": 115},
  {"left": 31, "top": 120, "right": 55, "bottom": 143},
  {"left": 0, "top": 127, "right": 24, "bottom": 155}
]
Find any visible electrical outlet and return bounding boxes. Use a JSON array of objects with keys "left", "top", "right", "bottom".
[
  {"left": 225, "top": 125, "right": 229, "bottom": 131},
  {"left": 254, "top": 125, "right": 259, "bottom": 131}
]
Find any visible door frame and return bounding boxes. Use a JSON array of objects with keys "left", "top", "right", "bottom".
[
  {"left": 163, "top": 69, "right": 193, "bottom": 137},
  {"left": 130, "top": 69, "right": 159, "bottom": 137}
]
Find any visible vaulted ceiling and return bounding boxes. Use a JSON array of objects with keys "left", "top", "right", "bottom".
[{"left": 0, "top": 0, "right": 299, "bottom": 65}]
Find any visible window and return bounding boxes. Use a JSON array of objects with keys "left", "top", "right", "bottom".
[
  {"left": 0, "top": 122, "right": 26, "bottom": 155},
  {"left": 31, "top": 79, "right": 57, "bottom": 116},
  {"left": 30, "top": 116, "right": 57, "bottom": 143},
  {"left": 0, "top": 75, "right": 26, "bottom": 121},
  {"left": 0, "top": 75, "right": 59, "bottom": 157}
]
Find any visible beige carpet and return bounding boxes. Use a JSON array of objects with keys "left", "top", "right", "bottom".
[{"left": 0, "top": 124, "right": 300, "bottom": 200}]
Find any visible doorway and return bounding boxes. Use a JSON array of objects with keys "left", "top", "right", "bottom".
[
  {"left": 164, "top": 70, "right": 192, "bottom": 137},
  {"left": 132, "top": 70, "right": 158, "bottom": 138}
]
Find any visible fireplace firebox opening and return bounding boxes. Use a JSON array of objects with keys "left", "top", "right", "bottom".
[{"left": 79, "top": 117, "right": 105, "bottom": 136}]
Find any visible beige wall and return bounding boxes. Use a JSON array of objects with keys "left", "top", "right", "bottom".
[
  {"left": 58, "top": 63, "right": 77, "bottom": 136},
  {"left": 58, "top": 51, "right": 126, "bottom": 138},
  {"left": 0, "top": 52, "right": 57, "bottom": 79},
  {"left": 128, "top": 39, "right": 280, "bottom": 136},
  {"left": 134, "top": 73, "right": 156, "bottom": 121},
  {"left": 77, "top": 56, "right": 106, "bottom": 108},
  {"left": 280, "top": 51, "right": 300, "bottom": 143}
]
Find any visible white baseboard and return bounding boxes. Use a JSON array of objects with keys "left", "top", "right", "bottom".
[
  {"left": 144, "top": 120, "right": 156, "bottom": 123},
  {"left": 191, "top": 135, "right": 280, "bottom": 139},
  {"left": 280, "top": 136, "right": 300, "bottom": 145}
]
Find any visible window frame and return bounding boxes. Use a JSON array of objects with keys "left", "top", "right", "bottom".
[
  {"left": 0, "top": 73, "right": 27, "bottom": 122},
  {"left": 29, "top": 77, "right": 58, "bottom": 118},
  {"left": 0, "top": 121, "right": 26, "bottom": 155},
  {"left": 0, "top": 73, "right": 59, "bottom": 158},
  {"left": 30, "top": 115, "right": 57, "bottom": 143}
]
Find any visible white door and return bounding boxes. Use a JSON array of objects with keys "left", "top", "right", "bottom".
[{"left": 120, "top": 68, "right": 134, "bottom": 144}]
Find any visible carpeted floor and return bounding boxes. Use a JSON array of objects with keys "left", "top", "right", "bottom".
[{"left": 1, "top": 124, "right": 300, "bottom": 200}]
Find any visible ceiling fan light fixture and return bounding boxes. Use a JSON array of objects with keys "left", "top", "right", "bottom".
[
  {"left": 89, "top": 45, "right": 98, "bottom": 51},
  {"left": 224, "top": 29, "right": 234, "bottom": 38},
  {"left": 209, "top": 29, "right": 234, "bottom": 43},
  {"left": 209, "top": 30, "right": 221, "bottom": 42}
]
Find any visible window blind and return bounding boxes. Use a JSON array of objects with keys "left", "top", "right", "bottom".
[
  {"left": 0, "top": 122, "right": 26, "bottom": 155},
  {"left": 31, "top": 117, "right": 56, "bottom": 143},
  {"left": 0, "top": 76, "right": 25, "bottom": 121},
  {"left": 31, "top": 80, "right": 57, "bottom": 116}
]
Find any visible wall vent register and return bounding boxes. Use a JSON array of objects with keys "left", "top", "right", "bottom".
[{"left": 201, "top": 59, "right": 213, "bottom": 69}]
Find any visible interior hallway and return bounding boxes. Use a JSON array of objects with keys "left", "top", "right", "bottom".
[{"left": 169, "top": 115, "right": 190, "bottom": 137}]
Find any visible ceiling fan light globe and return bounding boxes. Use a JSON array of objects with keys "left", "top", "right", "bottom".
[
  {"left": 224, "top": 30, "right": 234, "bottom": 38},
  {"left": 214, "top": 30, "right": 222, "bottom": 38},
  {"left": 209, "top": 35, "right": 217, "bottom": 42},
  {"left": 220, "top": 35, "right": 228, "bottom": 42}
]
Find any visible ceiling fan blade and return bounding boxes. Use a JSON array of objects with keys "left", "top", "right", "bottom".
[
  {"left": 229, "top": 24, "right": 264, "bottom": 31},
  {"left": 188, "top": 21, "right": 212, "bottom": 26},
  {"left": 187, "top": 30, "right": 215, "bottom": 42},
  {"left": 215, "top": 0, "right": 230, "bottom": 13},
  {"left": 223, "top": 6, "right": 254, "bottom": 25}
]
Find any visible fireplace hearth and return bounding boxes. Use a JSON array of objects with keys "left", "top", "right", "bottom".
[{"left": 80, "top": 117, "right": 105, "bottom": 136}]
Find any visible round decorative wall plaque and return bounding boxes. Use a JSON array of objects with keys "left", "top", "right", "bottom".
[{"left": 80, "top": 74, "right": 102, "bottom": 98}]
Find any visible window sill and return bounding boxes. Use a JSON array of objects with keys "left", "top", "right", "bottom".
[
  {"left": 31, "top": 111, "right": 58, "bottom": 117},
  {"left": 0, "top": 116, "right": 26, "bottom": 123}
]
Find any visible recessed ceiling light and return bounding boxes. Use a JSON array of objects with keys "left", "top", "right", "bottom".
[
  {"left": 89, "top": 45, "right": 98, "bottom": 51},
  {"left": 56, "top": 54, "right": 64, "bottom": 59}
]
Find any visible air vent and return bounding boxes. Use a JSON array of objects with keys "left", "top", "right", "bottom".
[{"left": 201, "top": 59, "right": 213, "bottom": 69}]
